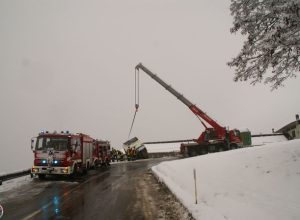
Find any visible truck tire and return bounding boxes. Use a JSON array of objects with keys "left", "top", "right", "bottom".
[
  {"left": 94, "top": 159, "right": 99, "bottom": 168},
  {"left": 188, "top": 149, "right": 197, "bottom": 157},
  {"left": 208, "top": 145, "right": 216, "bottom": 153},
  {"left": 82, "top": 164, "right": 88, "bottom": 175},
  {"left": 230, "top": 143, "right": 237, "bottom": 150},
  {"left": 218, "top": 147, "right": 224, "bottom": 152},
  {"left": 38, "top": 174, "right": 46, "bottom": 180},
  {"left": 71, "top": 163, "right": 79, "bottom": 178},
  {"left": 201, "top": 148, "right": 208, "bottom": 155}
]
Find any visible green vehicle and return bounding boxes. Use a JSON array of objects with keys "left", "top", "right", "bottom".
[{"left": 240, "top": 130, "right": 252, "bottom": 146}]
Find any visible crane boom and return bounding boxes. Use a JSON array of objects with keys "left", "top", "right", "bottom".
[
  {"left": 135, "top": 63, "right": 193, "bottom": 107},
  {"left": 135, "top": 63, "right": 223, "bottom": 130}
]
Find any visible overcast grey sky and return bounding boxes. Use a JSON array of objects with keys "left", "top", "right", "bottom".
[{"left": 1, "top": 0, "right": 299, "bottom": 172}]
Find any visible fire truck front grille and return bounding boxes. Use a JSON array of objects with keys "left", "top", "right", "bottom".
[{"left": 36, "top": 159, "right": 62, "bottom": 166}]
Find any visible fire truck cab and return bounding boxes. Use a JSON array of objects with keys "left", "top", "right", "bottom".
[{"left": 31, "top": 131, "right": 94, "bottom": 179}]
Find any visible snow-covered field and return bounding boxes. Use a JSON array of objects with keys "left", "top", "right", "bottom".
[
  {"left": 152, "top": 139, "right": 300, "bottom": 220},
  {"left": 252, "top": 135, "right": 287, "bottom": 146}
]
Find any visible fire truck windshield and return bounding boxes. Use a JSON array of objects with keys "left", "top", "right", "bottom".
[{"left": 36, "top": 137, "right": 69, "bottom": 151}]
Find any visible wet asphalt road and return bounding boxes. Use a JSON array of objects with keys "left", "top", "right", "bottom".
[{"left": 0, "top": 158, "right": 189, "bottom": 220}]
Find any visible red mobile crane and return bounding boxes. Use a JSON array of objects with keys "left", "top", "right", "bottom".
[{"left": 134, "top": 63, "right": 243, "bottom": 157}]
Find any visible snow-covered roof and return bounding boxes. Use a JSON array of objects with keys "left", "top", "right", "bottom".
[
  {"left": 239, "top": 127, "right": 250, "bottom": 133},
  {"left": 277, "top": 120, "right": 300, "bottom": 133}
]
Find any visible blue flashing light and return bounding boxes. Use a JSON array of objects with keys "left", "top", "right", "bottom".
[
  {"left": 53, "top": 160, "right": 59, "bottom": 164},
  {"left": 42, "top": 160, "right": 47, "bottom": 164}
]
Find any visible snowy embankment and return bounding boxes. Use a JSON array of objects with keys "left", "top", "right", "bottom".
[
  {"left": 0, "top": 175, "right": 32, "bottom": 193},
  {"left": 252, "top": 135, "right": 287, "bottom": 146},
  {"left": 152, "top": 140, "right": 300, "bottom": 220}
]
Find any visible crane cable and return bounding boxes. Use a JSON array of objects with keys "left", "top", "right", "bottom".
[
  {"left": 196, "top": 115, "right": 208, "bottom": 129},
  {"left": 127, "top": 68, "right": 140, "bottom": 139}
]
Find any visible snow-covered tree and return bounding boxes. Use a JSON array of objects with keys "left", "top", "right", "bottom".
[{"left": 228, "top": 0, "right": 300, "bottom": 89}]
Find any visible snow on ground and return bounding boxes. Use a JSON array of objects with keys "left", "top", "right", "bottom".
[
  {"left": 152, "top": 139, "right": 300, "bottom": 220},
  {"left": 252, "top": 135, "right": 287, "bottom": 146},
  {"left": 145, "top": 143, "right": 180, "bottom": 153},
  {"left": 0, "top": 175, "right": 32, "bottom": 193}
]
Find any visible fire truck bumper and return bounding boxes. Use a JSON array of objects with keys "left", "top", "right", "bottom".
[{"left": 31, "top": 166, "right": 72, "bottom": 175}]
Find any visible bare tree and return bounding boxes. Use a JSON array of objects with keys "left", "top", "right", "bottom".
[{"left": 228, "top": 0, "right": 300, "bottom": 89}]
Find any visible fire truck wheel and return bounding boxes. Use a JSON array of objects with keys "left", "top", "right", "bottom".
[
  {"left": 73, "top": 163, "right": 79, "bottom": 176},
  {"left": 83, "top": 165, "right": 88, "bottom": 174},
  {"left": 38, "top": 174, "right": 46, "bottom": 180},
  {"left": 91, "top": 161, "right": 96, "bottom": 169},
  {"left": 218, "top": 147, "right": 224, "bottom": 152},
  {"left": 230, "top": 143, "right": 237, "bottom": 150}
]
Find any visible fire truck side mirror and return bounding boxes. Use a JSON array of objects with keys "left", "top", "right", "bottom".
[{"left": 31, "top": 139, "right": 35, "bottom": 151}]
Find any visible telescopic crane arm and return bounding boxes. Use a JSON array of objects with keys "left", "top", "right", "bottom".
[
  {"left": 135, "top": 63, "right": 224, "bottom": 131},
  {"left": 136, "top": 63, "right": 192, "bottom": 106}
]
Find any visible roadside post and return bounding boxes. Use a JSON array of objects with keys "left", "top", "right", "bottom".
[
  {"left": 193, "top": 168, "right": 198, "bottom": 204},
  {"left": 0, "top": 204, "right": 3, "bottom": 219}
]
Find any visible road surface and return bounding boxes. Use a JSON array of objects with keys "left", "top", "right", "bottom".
[{"left": 0, "top": 158, "right": 192, "bottom": 220}]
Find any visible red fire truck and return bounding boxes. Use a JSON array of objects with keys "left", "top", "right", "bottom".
[
  {"left": 95, "top": 140, "right": 111, "bottom": 166},
  {"left": 31, "top": 131, "right": 109, "bottom": 179}
]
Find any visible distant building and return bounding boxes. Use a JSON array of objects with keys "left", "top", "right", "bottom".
[{"left": 277, "top": 114, "right": 300, "bottom": 139}]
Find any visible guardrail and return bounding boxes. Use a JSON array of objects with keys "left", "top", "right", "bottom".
[
  {"left": 251, "top": 133, "right": 284, "bottom": 137},
  {"left": 144, "top": 133, "right": 286, "bottom": 145},
  {"left": 144, "top": 139, "right": 194, "bottom": 144},
  {"left": 0, "top": 169, "right": 31, "bottom": 185}
]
